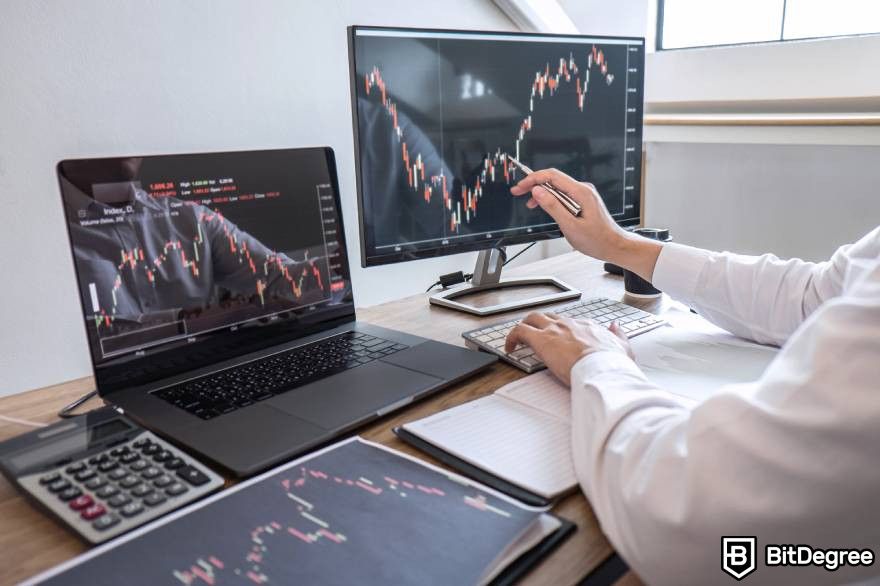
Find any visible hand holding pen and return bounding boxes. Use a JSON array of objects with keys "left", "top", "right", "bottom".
[
  {"left": 506, "top": 155, "right": 582, "bottom": 216},
  {"left": 509, "top": 165, "right": 660, "bottom": 277}
]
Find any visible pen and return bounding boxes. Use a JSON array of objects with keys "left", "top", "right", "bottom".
[{"left": 506, "top": 155, "right": 582, "bottom": 217}]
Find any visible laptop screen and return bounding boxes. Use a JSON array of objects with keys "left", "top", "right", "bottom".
[{"left": 58, "top": 148, "right": 355, "bottom": 391}]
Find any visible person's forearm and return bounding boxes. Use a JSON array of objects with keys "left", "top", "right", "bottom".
[{"left": 606, "top": 232, "right": 664, "bottom": 283}]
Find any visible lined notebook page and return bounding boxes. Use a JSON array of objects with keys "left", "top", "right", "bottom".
[
  {"left": 403, "top": 393, "right": 576, "bottom": 498},
  {"left": 495, "top": 371, "right": 571, "bottom": 421}
]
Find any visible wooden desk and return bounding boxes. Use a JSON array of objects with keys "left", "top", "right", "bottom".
[{"left": 0, "top": 252, "right": 662, "bottom": 585}]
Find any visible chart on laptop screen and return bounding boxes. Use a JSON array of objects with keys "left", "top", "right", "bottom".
[
  {"left": 351, "top": 28, "right": 644, "bottom": 261},
  {"left": 59, "top": 149, "right": 352, "bottom": 362}
]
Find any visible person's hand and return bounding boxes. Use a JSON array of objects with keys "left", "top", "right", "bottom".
[
  {"left": 504, "top": 312, "right": 634, "bottom": 385},
  {"left": 510, "top": 168, "right": 662, "bottom": 282}
]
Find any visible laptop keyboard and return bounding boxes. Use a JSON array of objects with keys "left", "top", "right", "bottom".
[
  {"left": 462, "top": 298, "right": 665, "bottom": 373},
  {"left": 154, "top": 332, "right": 408, "bottom": 420}
]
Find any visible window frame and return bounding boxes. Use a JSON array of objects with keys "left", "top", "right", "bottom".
[{"left": 655, "top": 0, "right": 880, "bottom": 51}]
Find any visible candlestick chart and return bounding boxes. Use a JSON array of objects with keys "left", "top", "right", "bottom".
[
  {"left": 352, "top": 30, "right": 644, "bottom": 263},
  {"left": 37, "top": 441, "right": 542, "bottom": 586}
]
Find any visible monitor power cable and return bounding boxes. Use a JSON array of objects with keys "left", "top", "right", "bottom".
[{"left": 424, "top": 242, "right": 536, "bottom": 293}]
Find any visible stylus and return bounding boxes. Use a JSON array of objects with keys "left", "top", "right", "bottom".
[{"left": 506, "top": 155, "right": 582, "bottom": 217}]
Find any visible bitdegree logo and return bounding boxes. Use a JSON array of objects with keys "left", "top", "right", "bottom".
[{"left": 766, "top": 544, "right": 874, "bottom": 572}]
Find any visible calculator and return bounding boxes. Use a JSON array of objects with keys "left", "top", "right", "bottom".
[{"left": 0, "top": 407, "right": 223, "bottom": 544}]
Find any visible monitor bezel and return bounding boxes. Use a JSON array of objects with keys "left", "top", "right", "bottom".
[
  {"left": 347, "top": 25, "right": 645, "bottom": 268},
  {"left": 56, "top": 146, "right": 357, "bottom": 396}
]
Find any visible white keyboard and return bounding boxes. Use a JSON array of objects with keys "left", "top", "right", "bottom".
[{"left": 462, "top": 298, "right": 666, "bottom": 373}]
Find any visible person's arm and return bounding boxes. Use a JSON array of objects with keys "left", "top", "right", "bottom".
[
  {"left": 568, "top": 260, "right": 880, "bottom": 585},
  {"left": 511, "top": 169, "right": 878, "bottom": 346},
  {"left": 505, "top": 258, "right": 880, "bottom": 585}
]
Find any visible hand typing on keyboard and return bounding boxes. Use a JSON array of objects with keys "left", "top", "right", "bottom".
[{"left": 504, "top": 312, "right": 634, "bottom": 386}]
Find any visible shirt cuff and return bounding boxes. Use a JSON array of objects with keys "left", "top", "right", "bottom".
[
  {"left": 651, "top": 242, "right": 713, "bottom": 303},
  {"left": 570, "top": 350, "right": 647, "bottom": 383}
]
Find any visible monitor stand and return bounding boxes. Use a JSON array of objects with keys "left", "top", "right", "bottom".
[{"left": 428, "top": 248, "right": 581, "bottom": 316}]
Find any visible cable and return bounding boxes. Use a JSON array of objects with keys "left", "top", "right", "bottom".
[
  {"left": 58, "top": 389, "right": 100, "bottom": 418},
  {"left": 501, "top": 242, "right": 536, "bottom": 267}
]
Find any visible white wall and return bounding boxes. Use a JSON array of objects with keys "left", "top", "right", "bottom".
[
  {"left": 558, "top": 0, "right": 649, "bottom": 38},
  {"left": 0, "top": 0, "right": 521, "bottom": 397}
]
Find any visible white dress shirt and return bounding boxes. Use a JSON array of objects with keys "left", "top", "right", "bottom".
[{"left": 570, "top": 227, "right": 880, "bottom": 585}]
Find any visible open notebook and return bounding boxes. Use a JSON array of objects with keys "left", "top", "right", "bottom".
[
  {"left": 399, "top": 308, "right": 779, "bottom": 503},
  {"left": 400, "top": 371, "right": 576, "bottom": 501}
]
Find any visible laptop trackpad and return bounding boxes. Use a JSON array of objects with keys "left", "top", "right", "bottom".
[{"left": 267, "top": 361, "right": 441, "bottom": 429}]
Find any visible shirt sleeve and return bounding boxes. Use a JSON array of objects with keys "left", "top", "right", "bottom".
[
  {"left": 569, "top": 232, "right": 880, "bottom": 585},
  {"left": 650, "top": 227, "right": 880, "bottom": 345}
]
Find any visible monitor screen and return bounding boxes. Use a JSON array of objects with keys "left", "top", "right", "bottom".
[
  {"left": 349, "top": 27, "right": 645, "bottom": 266},
  {"left": 58, "top": 148, "right": 354, "bottom": 390}
]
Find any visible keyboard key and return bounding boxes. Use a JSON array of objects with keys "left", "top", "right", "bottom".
[
  {"left": 107, "top": 494, "right": 132, "bottom": 508},
  {"left": 153, "top": 474, "right": 174, "bottom": 488},
  {"left": 81, "top": 504, "right": 106, "bottom": 520},
  {"left": 65, "top": 462, "right": 86, "bottom": 474},
  {"left": 131, "top": 484, "right": 154, "bottom": 498},
  {"left": 129, "top": 459, "right": 149, "bottom": 472},
  {"left": 144, "top": 493, "right": 167, "bottom": 507},
  {"left": 120, "top": 452, "right": 140, "bottom": 464},
  {"left": 120, "top": 502, "right": 144, "bottom": 518},
  {"left": 84, "top": 477, "right": 107, "bottom": 490},
  {"left": 92, "top": 513, "right": 120, "bottom": 531},
  {"left": 58, "top": 487, "right": 82, "bottom": 501},
  {"left": 175, "top": 466, "right": 210, "bottom": 486},
  {"left": 161, "top": 457, "right": 184, "bottom": 470},
  {"left": 108, "top": 468, "right": 128, "bottom": 481},
  {"left": 166, "top": 482, "right": 189, "bottom": 496},
  {"left": 74, "top": 469, "right": 97, "bottom": 482},
  {"left": 119, "top": 475, "right": 141, "bottom": 489},
  {"left": 39, "top": 472, "right": 61, "bottom": 485},
  {"left": 95, "top": 485, "right": 119, "bottom": 499},
  {"left": 48, "top": 479, "right": 70, "bottom": 493},
  {"left": 142, "top": 444, "right": 160, "bottom": 456},
  {"left": 97, "top": 460, "right": 119, "bottom": 473},
  {"left": 141, "top": 466, "right": 162, "bottom": 480},
  {"left": 69, "top": 494, "right": 94, "bottom": 511}
]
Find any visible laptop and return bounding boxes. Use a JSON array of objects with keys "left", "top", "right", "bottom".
[{"left": 56, "top": 147, "right": 496, "bottom": 477}]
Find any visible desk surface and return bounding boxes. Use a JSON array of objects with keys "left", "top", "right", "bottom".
[{"left": 0, "top": 251, "right": 664, "bottom": 586}]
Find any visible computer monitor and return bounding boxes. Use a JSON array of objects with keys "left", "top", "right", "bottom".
[
  {"left": 57, "top": 148, "right": 354, "bottom": 392},
  {"left": 348, "top": 26, "right": 645, "bottom": 315}
]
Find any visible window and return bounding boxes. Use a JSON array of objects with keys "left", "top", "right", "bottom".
[{"left": 658, "top": 0, "right": 880, "bottom": 50}]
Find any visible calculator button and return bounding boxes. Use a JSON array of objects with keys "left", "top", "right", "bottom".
[
  {"left": 119, "top": 475, "right": 141, "bottom": 489},
  {"left": 153, "top": 475, "right": 174, "bottom": 488},
  {"left": 163, "top": 458, "right": 184, "bottom": 470},
  {"left": 92, "top": 513, "right": 120, "bottom": 531},
  {"left": 175, "top": 466, "right": 210, "bottom": 486},
  {"left": 58, "top": 487, "right": 82, "bottom": 501},
  {"left": 129, "top": 459, "right": 149, "bottom": 472},
  {"left": 152, "top": 450, "right": 172, "bottom": 463},
  {"left": 141, "top": 466, "right": 162, "bottom": 480},
  {"left": 98, "top": 460, "right": 119, "bottom": 473},
  {"left": 133, "top": 438, "right": 150, "bottom": 449},
  {"left": 120, "top": 502, "right": 144, "bottom": 517},
  {"left": 81, "top": 504, "right": 106, "bottom": 520},
  {"left": 119, "top": 452, "right": 140, "bottom": 464},
  {"left": 48, "top": 479, "right": 71, "bottom": 493},
  {"left": 84, "top": 477, "right": 107, "bottom": 490},
  {"left": 65, "top": 462, "right": 86, "bottom": 474},
  {"left": 69, "top": 494, "right": 94, "bottom": 511},
  {"left": 165, "top": 483, "right": 188, "bottom": 496},
  {"left": 110, "top": 447, "right": 126, "bottom": 457},
  {"left": 142, "top": 444, "right": 160, "bottom": 456},
  {"left": 40, "top": 472, "right": 62, "bottom": 486},
  {"left": 144, "top": 493, "right": 167, "bottom": 507},
  {"left": 74, "top": 469, "right": 97, "bottom": 482},
  {"left": 108, "top": 468, "right": 127, "bottom": 481},
  {"left": 107, "top": 494, "right": 131, "bottom": 508},
  {"left": 132, "top": 484, "right": 154, "bottom": 498},
  {"left": 95, "top": 485, "right": 119, "bottom": 499}
]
